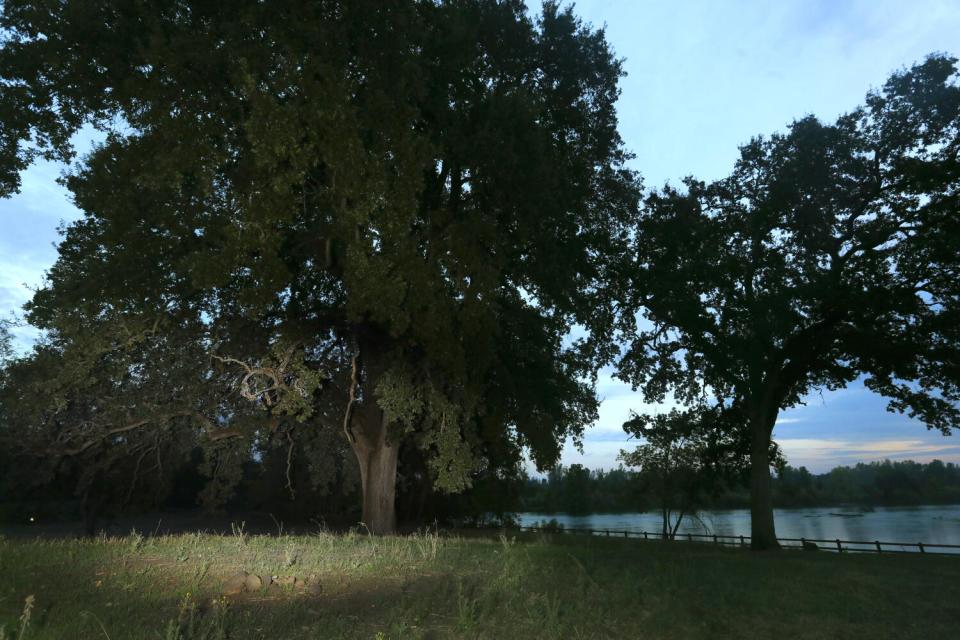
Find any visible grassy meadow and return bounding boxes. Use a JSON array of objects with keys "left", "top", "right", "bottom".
[{"left": 0, "top": 527, "right": 957, "bottom": 639}]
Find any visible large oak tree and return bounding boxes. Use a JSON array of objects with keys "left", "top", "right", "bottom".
[
  {"left": 0, "top": 1, "right": 638, "bottom": 532},
  {"left": 617, "top": 56, "right": 960, "bottom": 549}
]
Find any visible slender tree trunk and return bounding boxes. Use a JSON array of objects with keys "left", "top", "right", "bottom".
[
  {"left": 749, "top": 410, "right": 780, "bottom": 550},
  {"left": 670, "top": 510, "right": 685, "bottom": 539},
  {"left": 660, "top": 473, "right": 671, "bottom": 539},
  {"left": 349, "top": 410, "right": 399, "bottom": 535}
]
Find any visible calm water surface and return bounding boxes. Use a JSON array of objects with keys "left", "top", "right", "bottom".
[{"left": 518, "top": 505, "right": 960, "bottom": 553}]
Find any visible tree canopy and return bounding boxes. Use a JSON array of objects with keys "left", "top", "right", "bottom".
[
  {"left": 0, "top": 0, "right": 638, "bottom": 532},
  {"left": 617, "top": 55, "right": 960, "bottom": 548},
  {"left": 2, "top": 2, "right": 958, "bottom": 550}
]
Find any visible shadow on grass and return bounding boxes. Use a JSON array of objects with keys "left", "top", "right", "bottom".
[{"left": 2, "top": 531, "right": 960, "bottom": 639}]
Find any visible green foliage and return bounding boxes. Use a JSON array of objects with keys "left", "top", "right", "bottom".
[
  {"left": 522, "top": 465, "right": 646, "bottom": 514},
  {"left": 374, "top": 367, "right": 425, "bottom": 432},
  {"left": 0, "top": 0, "right": 638, "bottom": 522}
]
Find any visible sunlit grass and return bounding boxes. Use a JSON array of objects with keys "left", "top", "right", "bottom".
[{"left": 0, "top": 527, "right": 957, "bottom": 639}]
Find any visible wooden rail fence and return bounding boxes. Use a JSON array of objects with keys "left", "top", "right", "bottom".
[{"left": 512, "top": 525, "right": 960, "bottom": 555}]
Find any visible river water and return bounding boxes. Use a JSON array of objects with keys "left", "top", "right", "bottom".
[{"left": 518, "top": 505, "right": 960, "bottom": 553}]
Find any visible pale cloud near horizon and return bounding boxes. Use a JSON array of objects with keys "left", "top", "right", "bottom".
[
  {"left": 551, "top": 434, "right": 960, "bottom": 475},
  {"left": 579, "top": 372, "right": 960, "bottom": 473},
  {"left": 573, "top": 372, "right": 960, "bottom": 473},
  {"left": 777, "top": 438, "right": 960, "bottom": 471}
]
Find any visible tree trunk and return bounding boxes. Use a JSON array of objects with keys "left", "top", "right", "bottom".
[
  {"left": 670, "top": 510, "right": 686, "bottom": 539},
  {"left": 749, "top": 410, "right": 780, "bottom": 550},
  {"left": 349, "top": 410, "right": 399, "bottom": 535}
]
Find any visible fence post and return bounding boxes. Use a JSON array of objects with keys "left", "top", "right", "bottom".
[
  {"left": 875, "top": 540, "right": 882, "bottom": 553},
  {"left": 835, "top": 539, "right": 842, "bottom": 553},
  {"left": 918, "top": 542, "right": 925, "bottom": 554}
]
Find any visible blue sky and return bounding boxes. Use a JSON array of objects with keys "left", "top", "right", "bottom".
[{"left": 2, "top": 1, "right": 960, "bottom": 473}]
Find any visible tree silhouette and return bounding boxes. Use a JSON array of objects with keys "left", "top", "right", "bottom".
[{"left": 617, "top": 55, "right": 960, "bottom": 549}]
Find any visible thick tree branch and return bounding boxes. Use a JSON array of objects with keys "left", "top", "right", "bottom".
[
  {"left": 342, "top": 352, "right": 360, "bottom": 444},
  {"left": 57, "top": 411, "right": 241, "bottom": 456}
]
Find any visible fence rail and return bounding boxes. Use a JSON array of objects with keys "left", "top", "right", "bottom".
[{"left": 511, "top": 525, "right": 960, "bottom": 555}]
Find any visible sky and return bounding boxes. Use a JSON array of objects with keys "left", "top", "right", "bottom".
[{"left": 2, "top": 0, "right": 960, "bottom": 473}]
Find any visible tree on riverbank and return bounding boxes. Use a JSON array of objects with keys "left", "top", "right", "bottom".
[
  {"left": 616, "top": 55, "right": 960, "bottom": 548},
  {"left": 0, "top": 1, "right": 638, "bottom": 533},
  {"left": 619, "top": 406, "right": 760, "bottom": 539}
]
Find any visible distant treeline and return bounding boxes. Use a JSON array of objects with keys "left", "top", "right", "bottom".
[{"left": 520, "top": 460, "right": 960, "bottom": 514}]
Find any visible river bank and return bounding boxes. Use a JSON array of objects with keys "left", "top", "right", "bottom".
[{"left": 518, "top": 504, "right": 960, "bottom": 551}]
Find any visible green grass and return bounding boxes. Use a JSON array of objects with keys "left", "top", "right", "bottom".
[{"left": 0, "top": 527, "right": 957, "bottom": 639}]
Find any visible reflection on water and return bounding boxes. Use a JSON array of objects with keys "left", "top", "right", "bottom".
[{"left": 518, "top": 505, "right": 960, "bottom": 553}]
